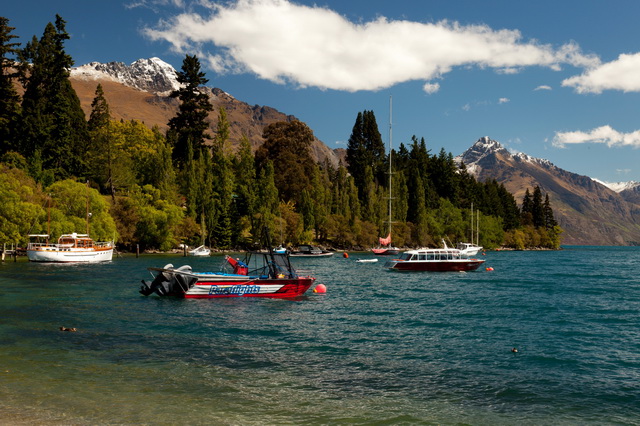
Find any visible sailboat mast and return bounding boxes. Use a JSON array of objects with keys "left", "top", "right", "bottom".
[{"left": 388, "top": 95, "right": 392, "bottom": 236}]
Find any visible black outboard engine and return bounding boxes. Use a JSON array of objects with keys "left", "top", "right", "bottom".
[{"left": 140, "top": 264, "right": 196, "bottom": 296}]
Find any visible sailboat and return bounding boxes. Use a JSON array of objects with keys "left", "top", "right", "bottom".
[
  {"left": 372, "top": 96, "right": 400, "bottom": 256},
  {"left": 456, "top": 203, "right": 483, "bottom": 256}
]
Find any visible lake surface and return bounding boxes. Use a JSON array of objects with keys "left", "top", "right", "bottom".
[{"left": 1, "top": 246, "right": 639, "bottom": 424}]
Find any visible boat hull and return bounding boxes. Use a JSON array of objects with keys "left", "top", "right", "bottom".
[
  {"left": 385, "top": 259, "right": 485, "bottom": 272},
  {"left": 372, "top": 248, "right": 400, "bottom": 256},
  {"left": 182, "top": 277, "right": 316, "bottom": 298},
  {"left": 27, "top": 248, "right": 113, "bottom": 263}
]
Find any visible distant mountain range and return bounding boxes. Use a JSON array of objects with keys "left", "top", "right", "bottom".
[
  {"left": 70, "top": 57, "right": 341, "bottom": 167},
  {"left": 456, "top": 137, "right": 640, "bottom": 245},
  {"left": 69, "top": 58, "right": 640, "bottom": 245}
]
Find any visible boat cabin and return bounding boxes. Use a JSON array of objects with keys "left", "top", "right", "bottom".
[{"left": 398, "top": 249, "right": 463, "bottom": 261}]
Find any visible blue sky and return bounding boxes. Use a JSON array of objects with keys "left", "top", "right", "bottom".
[{"left": 5, "top": 0, "right": 640, "bottom": 183}]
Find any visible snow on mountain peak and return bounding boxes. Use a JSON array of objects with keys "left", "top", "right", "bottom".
[
  {"left": 594, "top": 180, "right": 640, "bottom": 193},
  {"left": 456, "top": 136, "right": 559, "bottom": 177},
  {"left": 71, "top": 57, "right": 182, "bottom": 95}
]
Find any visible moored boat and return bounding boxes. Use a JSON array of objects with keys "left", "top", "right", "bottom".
[
  {"left": 26, "top": 233, "right": 114, "bottom": 263},
  {"left": 385, "top": 240, "right": 485, "bottom": 272},
  {"left": 289, "top": 244, "right": 334, "bottom": 257},
  {"left": 456, "top": 242, "right": 483, "bottom": 256},
  {"left": 188, "top": 245, "right": 211, "bottom": 256},
  {"left": 372, "top": 96, "right": 400, "bottom": 257},
  {"left": 140, "top": 251, "right": 316, "bottom": 298}
]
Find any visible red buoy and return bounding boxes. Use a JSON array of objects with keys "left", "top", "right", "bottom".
[
  {"left": 343, "top": 252, "right": 349, "bottom": 258},
  {"left": 313, "top": 283, "right": 327, "bottom": 294},
  {"left": 486, "top": 267, "right": 494, "bottom": 271}
]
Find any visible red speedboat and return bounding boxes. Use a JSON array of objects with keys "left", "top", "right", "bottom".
[
  {"left": 140, "top": 251, "right": 316, "bottom": 298},
  {"left": 385, "top": 240, "right": 485, "bottom": 272}
]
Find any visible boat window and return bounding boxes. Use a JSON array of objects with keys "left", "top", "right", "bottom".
[
  {"left": 418, "top": 254, "right": 426, "bottom": 261},
  {"left": 427, "top": 254, "right": 434, "bottom": 260}
]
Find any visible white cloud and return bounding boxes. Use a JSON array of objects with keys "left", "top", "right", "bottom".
[
  {"left": 144, "top": 0, "right": 598, "bottom": 91},
  {"left": 553, "top": 125, "right": 640, "bottom": 148},
  {"left": 534, "top": 85, "right": 552, "bottom": 91},
  {"left": 563, "top": 53, "right": 640, "bottom": 93},
  {"left": 422, "top": 82, "right": 440, "bottom": 94},
  {"left": 498, "top": 97, "right": 510, "bottom": 104}
]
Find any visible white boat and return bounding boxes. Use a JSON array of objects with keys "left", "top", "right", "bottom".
[
  {"left": 456, "top": 203, "right": 483, "bottom": 256},
  {"left": 188, "top": 245, "right": 211, "bottom": 256},
  {"left": 456, "top": 242, "right": 483, "bottom": 256},
  {"left": 273, "top": 245, "right": 287, "bottom": 254},
  {"left": 27, "top": 233, "right": 114, "bottom": 263},
  {"left": 385, "top": 240, "right": 485, "bottom": 272}
]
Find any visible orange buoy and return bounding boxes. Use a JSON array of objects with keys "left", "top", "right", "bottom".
[
  {"left": 486, "top": 267, "right": 494, "bottom": 271},
  {"left": 313, "top": 283, "right": 327, "bottom": 294},
  {"left": 343, "top": 252, "right": 349, "bottom": 258}
]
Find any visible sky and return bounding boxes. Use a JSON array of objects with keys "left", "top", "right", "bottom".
[{"left": 5, "top": 0, "right": 640, "bottom": 184}]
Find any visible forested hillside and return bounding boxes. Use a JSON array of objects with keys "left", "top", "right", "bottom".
[{"left": 0, "top": 15, "right": 561, "bottom": 251}]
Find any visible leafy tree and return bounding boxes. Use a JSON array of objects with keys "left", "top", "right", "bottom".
[
  {"left": 0, "top": 164, "right": 45, "bottom": 246},
  {"left": 255, "top": 120, "right": 316, "bottom": 203},
  {"left": 45, "top": 179, "right": 117, "bottom": 241},
  {"left": 0, "top": 17, "right": 21, "bottom": 154},
  {"left": 110, "top": 184, "right": 185, "bottom": 251}
]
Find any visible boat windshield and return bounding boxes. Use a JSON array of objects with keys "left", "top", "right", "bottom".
[{"left": 399, "top": 252, "right": 413, "bottom": 261}]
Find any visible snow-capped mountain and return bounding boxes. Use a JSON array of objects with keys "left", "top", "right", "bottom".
[
  {"left": 68, "top": 58, "right": 340, "bottom": 167},
  {"left": 455, "top": 136, "right": 556, "bottom": 176},
  {"left": 71, "top": 57, "right": 182, "bottom": 96},
  {"left": 456, "top": 136, "right": 640, "bottom": 245},
  {"left": 594, "top": 180, "right": 640, "bottom": 193}
]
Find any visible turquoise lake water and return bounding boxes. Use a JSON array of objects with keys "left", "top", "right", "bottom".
[{"left": 1, "top": 246, "right": 639, "bottom": 424}]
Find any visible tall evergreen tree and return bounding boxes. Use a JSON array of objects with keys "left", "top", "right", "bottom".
[
  {"left": 521, "top": 188, "right": 533, "bottom": 226},
  {"left": 531, "top": 186, "right": 544, "bottom": 228},
  {"left": 543, "top": 193, "right": 558, "bottom": 230},
  {"left": 0, "top": 17, "right": 21, "bottom": 155},
  {"left": 167, "top": 54, "right": 212, "bottom": 170},
  {"left": 87, "top": 84, "right": 114, "bottom": 198},
  {"left": 17, "top": 15, "right": 88, "bottom": 179},
  {"left": 211, "top": 107, "right": 234, "bottom": 248},
  {"left": 346, "top": 110, "right": 386, "bottom": 199}
]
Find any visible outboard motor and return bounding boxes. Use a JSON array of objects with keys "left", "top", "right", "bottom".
[{"left": 140, "top": 264, "right": 196, "bottom": 296}]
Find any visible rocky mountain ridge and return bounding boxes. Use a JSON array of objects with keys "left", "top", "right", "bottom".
[
  {"left": 456, "top": 137, "right": 640, "bottom": 245},
  {"left": 69, "top": 59, "right": 640, "bottom": 245},
  {"left": 70, "top": 58, "right": 341, "bottom": 167}
]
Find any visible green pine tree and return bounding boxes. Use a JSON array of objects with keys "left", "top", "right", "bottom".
[
  {"left": 167, "top": 54, "right": 212, "bottom": 170},
  {"left": 0, "top": 17, "right": 21, "bottom": 155},
  {"left": 17, "top": 15, "right": 88, "bottom": 179}
]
